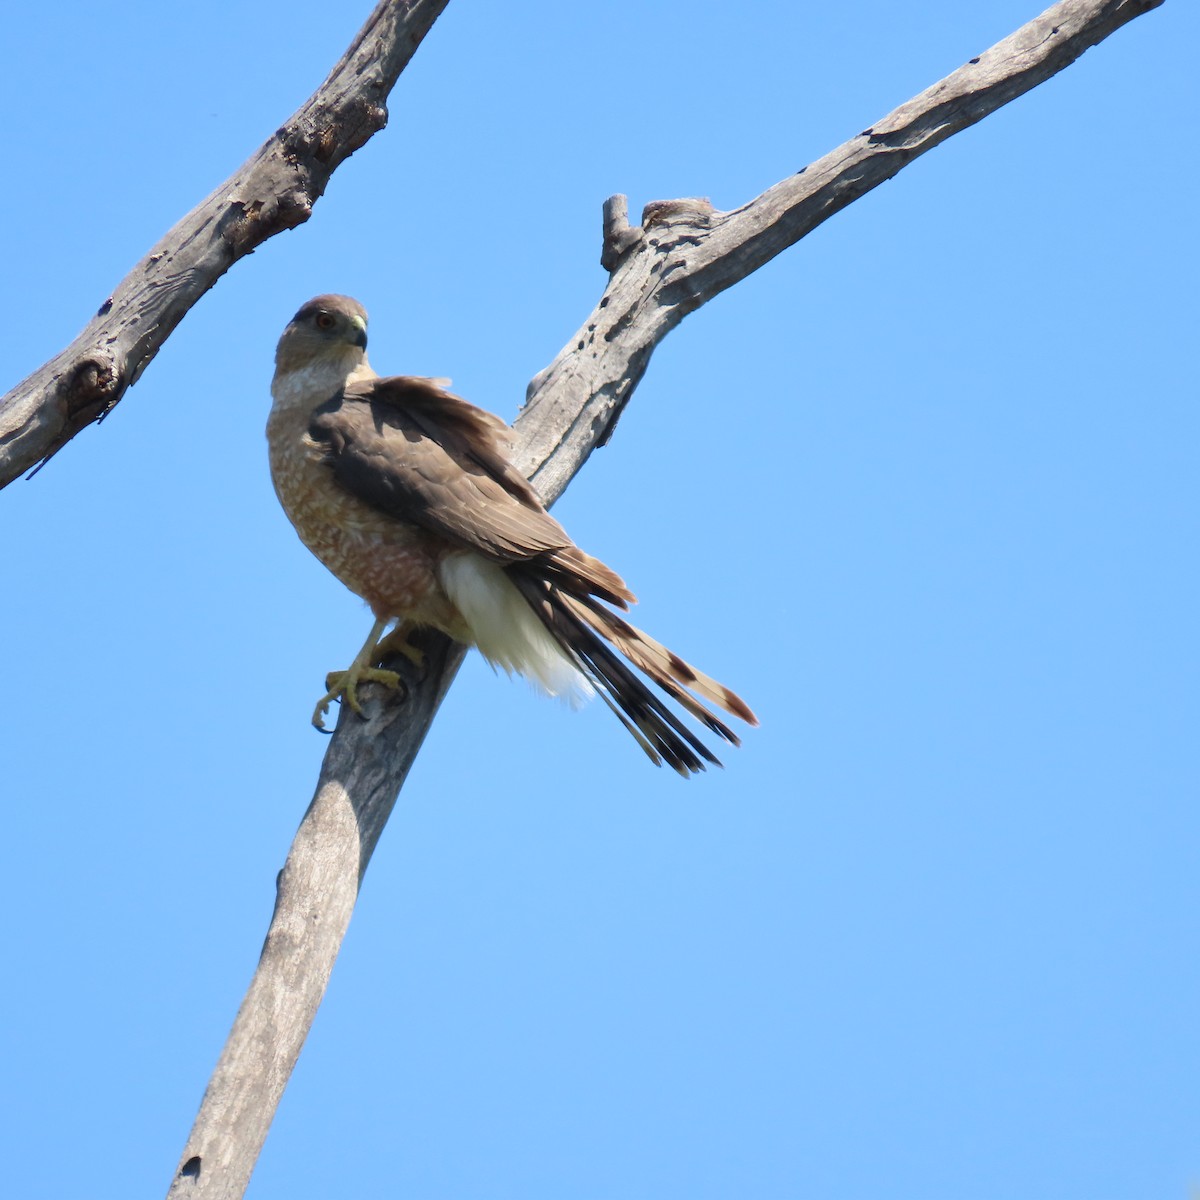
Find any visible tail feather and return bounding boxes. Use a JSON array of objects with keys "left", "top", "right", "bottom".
[
  {"left": 508, "top": 571, "right": 753, "bottom": 777},
  {"left": 559, "top": 590, "right": 758, "bottom": 731},
  {"left": 557, "top": 593, "right": 740, "bottom": 748},
  {"left": 542, "top": 546, "right": 635, "bottom": 609}
]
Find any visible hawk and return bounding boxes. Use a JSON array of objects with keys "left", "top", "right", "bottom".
[{"left": 268, "top": 295, "right": 756, "bottom": 775}]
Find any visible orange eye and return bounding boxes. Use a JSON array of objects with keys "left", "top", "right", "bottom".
[{"left": 315, "top": 313, "right": 335, "bottom": 331}]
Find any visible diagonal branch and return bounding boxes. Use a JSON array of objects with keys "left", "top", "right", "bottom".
[
  {"left": 517, "top": 0, "right": 1165, "bottom": 496},
  {"left": 164, "top": 2, "right": 1164, "bottom": 1195},
  {"left": 0, "top": 0, "right": 449, "bottom": 489}
]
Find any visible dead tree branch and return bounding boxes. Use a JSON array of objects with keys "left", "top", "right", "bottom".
[
  {"left": 164, "top": 2, "right": 1164, "bottom": 1195},
  {"left": 519, "top": 0, "right": 1165, "bottom": 497},
  {"left": 0, "top": 0, "right": 449, "bottom": 489}
]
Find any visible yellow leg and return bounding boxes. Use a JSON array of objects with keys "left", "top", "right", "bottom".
[{"left": 312, "top": 616, "right": 402, "bottom": 731}]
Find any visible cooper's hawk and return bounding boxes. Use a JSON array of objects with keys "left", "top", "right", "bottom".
[{"left": 268, "top": 295, "right": 756, "bottom": 775}]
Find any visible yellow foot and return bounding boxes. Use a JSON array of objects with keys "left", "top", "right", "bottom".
[
  {"left": 375, "top": 623, "right": 425, "bottom": 669},
  {"left": 312, "top": 666, "right": 402, "bottom": 731}
]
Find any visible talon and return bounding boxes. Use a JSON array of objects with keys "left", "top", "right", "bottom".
[
  {"left": 312, "top": 666, "right": 402, "bottom": 730},
  {"left": 312, "top": 694, "right": 336, "bottom": 732},
  {"left": 310, "top": 612, "right": 403, "bottom": 730}
]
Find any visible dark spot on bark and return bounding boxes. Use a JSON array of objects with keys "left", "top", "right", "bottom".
[
  {"left": 181, "top": 1157, "right": 202, "bottom": 1179},
  {"left": 67, "top": 357, "right": 118, "bottom": 415},
  {"left": 969, "top": 56, "right": 981, "bottom": 64}
]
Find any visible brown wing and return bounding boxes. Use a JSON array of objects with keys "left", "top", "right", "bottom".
[
  {"left": 309, "top": 375, "right": 632, "bottom": 605},
  {"left": 309, "top": 374, "right": 754, "bottom": 775}
]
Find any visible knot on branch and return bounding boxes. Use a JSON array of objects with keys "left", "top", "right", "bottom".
[
  {"left": 23, "top": 352, "right": 123, "bottom": 476},
  {"left": 63, "top": 353, "right": 121, "bottom": 422},
  {"left": 602, "top": 196, "right": 717, "bottom": 272},
  {"left": 278, "top": 119, "right": 343, "bottom": 170},
  {"left": 641, "top": 197, "right": 715, "bottom": 229},
  {"left": 220, "top": 191, "right": 315, "bottom": 253},
  {"left": 281, "top": 96, "right": 391, "bottom": 174}
]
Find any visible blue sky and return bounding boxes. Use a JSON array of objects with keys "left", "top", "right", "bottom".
[{"left": 2, "top": 2, "right": 1196, "bottom": 1197}]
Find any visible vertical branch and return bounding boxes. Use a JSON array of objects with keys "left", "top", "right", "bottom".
[{"left": 167, "top": 637, "right": 463, "bottom": 1200}]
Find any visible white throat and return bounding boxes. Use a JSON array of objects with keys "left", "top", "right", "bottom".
[{"left": 270, "top": 353, "right": 375, "bottom": 415}]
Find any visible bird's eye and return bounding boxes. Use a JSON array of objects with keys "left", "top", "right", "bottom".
[{"left": 315, "top": 313, "right": 336, "bottom": 331}]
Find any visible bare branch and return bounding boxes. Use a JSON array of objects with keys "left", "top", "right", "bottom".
[
  {"left": 519, "top": 0, "right": 1166, "bottom": 492},
  {"left": 0, "top": 0, "right": 449, "bottom": 489},
  {"left": 165, "top": 637, "right": 463, "bottom": 1200},
  {"left": 166, "top": 0, "right": 1163, "bottom": 1195}
]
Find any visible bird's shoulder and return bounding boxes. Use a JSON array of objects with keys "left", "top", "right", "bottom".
[
  {"left": 307, "top": 373, "right": 574, "bottom": 561},
  {"left": 311, "top": 374, "right": 542, "bottom": 510}
]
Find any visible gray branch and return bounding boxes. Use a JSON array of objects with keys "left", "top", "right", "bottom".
[
  {"left": 155, "top": 0, "right": 1162, "bottom": 1195},
  {"left": 0, "top": 0, "right": 449, "bottom": 489}
]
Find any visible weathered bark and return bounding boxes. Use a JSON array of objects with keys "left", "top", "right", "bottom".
[
  {"left": 162, "top": 3, "right": 1164, "bottom": 1195},
  {"left": 0, "top": 0, "right": 449, "bottom": 488},
  {"left": 165, "top": 636, "right": 465, "bottom": 1200},
  {"left": 519, "top": 0, "right": 1167, "bottom": 498}
]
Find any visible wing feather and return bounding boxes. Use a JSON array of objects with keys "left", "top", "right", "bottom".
[
  {"left": 309, "top": 376, "right": 566, "bottom": 559},
  {"left": 309, "top": 375, "right": 635, "bottom": 607}
]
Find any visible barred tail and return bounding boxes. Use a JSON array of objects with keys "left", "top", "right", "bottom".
[{"left": 508, "top": 572, "right": 757, "bottom": 777}]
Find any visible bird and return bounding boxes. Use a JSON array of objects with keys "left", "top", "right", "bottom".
[{"left": 267, "top": 294, "right": 756, "bottom": 775}]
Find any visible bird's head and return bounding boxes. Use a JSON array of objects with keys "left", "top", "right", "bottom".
[{"left": 274, "top": 294, "right": 370, "bottom": 374}]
